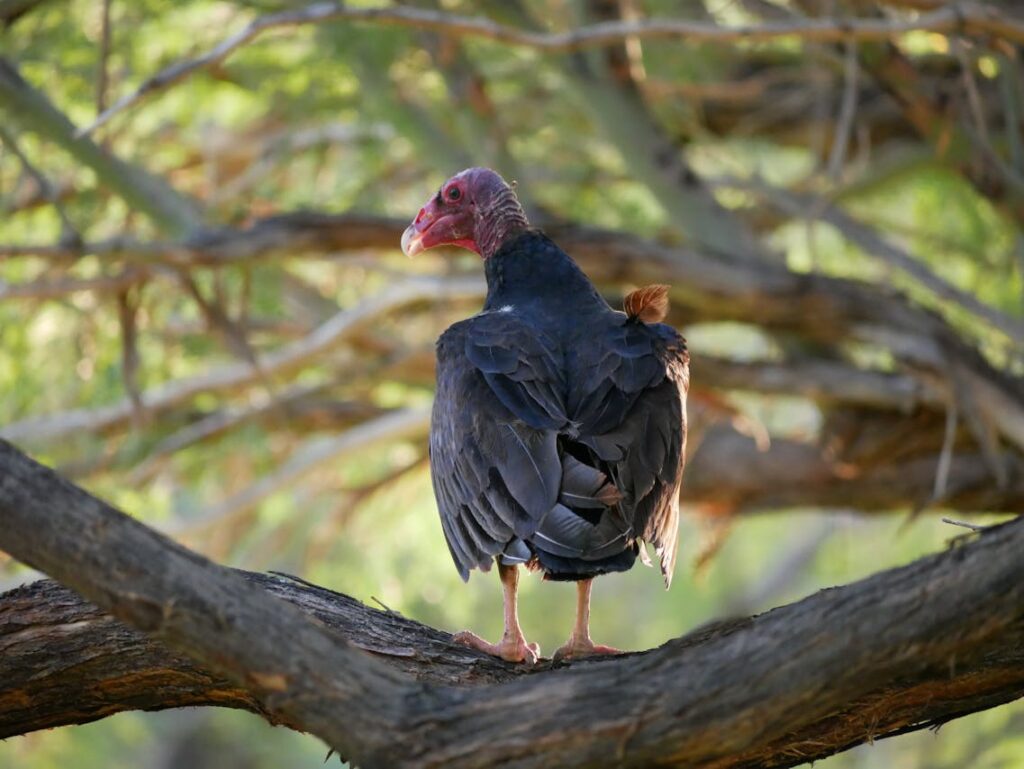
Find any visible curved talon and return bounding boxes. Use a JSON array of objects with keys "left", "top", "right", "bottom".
[{"left": 453, "top": 629, "right": 540, "bottom": 665}]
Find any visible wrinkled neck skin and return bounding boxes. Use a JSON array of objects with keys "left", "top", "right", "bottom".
[{"left": 475, "top": 184, "right": 529, "bottom": 260}]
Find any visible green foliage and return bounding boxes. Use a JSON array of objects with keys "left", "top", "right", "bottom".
[{"left": 2, "top": 0, "right": 1023, "bottom": 766}]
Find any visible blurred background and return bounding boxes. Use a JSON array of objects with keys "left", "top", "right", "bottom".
[{"left": 2, "top": 0, "right": 1023, "bottom": 766}]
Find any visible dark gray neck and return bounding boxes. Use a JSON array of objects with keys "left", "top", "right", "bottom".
[{"left": 483, "top": 231, "right": 608, "bottom": 318}]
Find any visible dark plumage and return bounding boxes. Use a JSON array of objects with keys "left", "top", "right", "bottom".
[{"left": 402, "top": 168, "right": 688, "bottom": 663}]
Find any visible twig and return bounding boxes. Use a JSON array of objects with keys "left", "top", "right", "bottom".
[
  {"left": 0, "top": 125, "right": 80, "bottom": 242},
  {"left": 999, "top": 52, "right": 1024, "bottom": 175},
  {"left": 712, "top": 174, "right": 1024, "bottom": 343},
  {"left": 941, "top": 517, "right": 987, "bottom": 532},
  {"left": 95, "top": 0, "right": 113, "bottom": 120},
  {"left": 177, "top": 270, "right": 265, "bottom": 371},
  {"left": 74, "top": 1, "right": 1024, "bottom": 138},
  {"left": 0, "top": 267, "right": 150, "bottom": 301},
  {"left": 165, "top": 406, "right": 431, "bottom": 536},
  {"left": 116, "top": 285, "right": 146, "bottom": 427},
  {"left": 826, "top": 38, "right": 859, "bottom": 180},
  {"left": 933, "top": 397, "right": 959, "bottom": 502},
  {"left": 954, "top": 39, "right": 992, "bottom": 159},
  {"left": 371, "top": 596, "right": 398, "bottom": 614}
]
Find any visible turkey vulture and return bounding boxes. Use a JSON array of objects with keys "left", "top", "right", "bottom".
[{"left": 402, "top": 168, "right": 688, "bottom": 663}]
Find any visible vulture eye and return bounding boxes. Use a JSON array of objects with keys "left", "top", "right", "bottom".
[{"left": 448, "top": 187, "right": 461, "bottom": 201}]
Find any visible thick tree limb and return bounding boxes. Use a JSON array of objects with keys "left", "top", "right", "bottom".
[
  {"left": 0, "top": 573, "right": 524, "bottom": 740},
  {"left": 686, "top": 425, "right": 1024, "bottom": 514},
  {"left": 76, "top": 1, "right": 1024, "bottom": 138},
  {"left": 0, "top": 439, "right": 410, "bottom": 767},
  {"left": 1, "top": 440, "right": 1024, "bottom": 768}
]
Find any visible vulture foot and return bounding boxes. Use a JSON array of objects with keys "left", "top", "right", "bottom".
[
  {"left": 452, "top": 630, "right": 540, "bottom": 665},
  {"left": 553, "top": 635, "right": 620, "bottom": 662}
]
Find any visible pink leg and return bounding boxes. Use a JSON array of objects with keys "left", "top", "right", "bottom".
[
  {"left": 453, "top": 563, "right": 540, "bottom": 664},
  {"left": 553, "top": 578, "right": 620, "bottom": 661}
]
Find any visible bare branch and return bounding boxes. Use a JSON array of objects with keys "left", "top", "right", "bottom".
[
  {"left": 75, "top": 1, "right": 1024, "bottom": 138},
  {"left": 714, "top": 175, "right": 1024, "bottom": 343},
  {"left": 685, "top": 424, "right": 1024, "bottom": 515},
  {"left": 0, "top": 0, "right": 53, "bottom": 27},
  {"left": 0, "top": 276, "right": 482, "bottom": 443},
  {"left": 826, "top": 38, "right": 859, "bottom": 180},
  {"left": 0, "top": 124, "right": 80, "bottom": 241},
  {"left": 124, "top": 386, "right": 385, "bottom": 485},
  {"left": 94, "top": 0, "right": 112, "bottom": 119},
  {"left": 0, "top": 437, "right": 1022, "bottom": 768},
  {"left": 0, "top": 267, "right": 150, "bottom": 302},
  {"left": 165, "top": 406, "right": 430, "bottom": 536},
  {"left": 116, "top": 285, "right": 145, "bottom": 426},
  {"left": 942, "top": 516, "right": 987, "bottom": 531},
  {"left": 699, "top": 354, "right": 944, "bottom": 411},
  {"left": 0, "top": 57, "right": 202, "bottom": 236}
]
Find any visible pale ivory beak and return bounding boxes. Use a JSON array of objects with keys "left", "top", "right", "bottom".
[{"left": 401, "top": 223, "right": 425, "bottom": 257}]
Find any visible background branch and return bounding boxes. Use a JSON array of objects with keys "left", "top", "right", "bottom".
[
  {"left": 78, "top": 2, "right": 1024, "bottom": 137},
  {"left": 0, "top": 58, "right": 201, "bottom": 236}
]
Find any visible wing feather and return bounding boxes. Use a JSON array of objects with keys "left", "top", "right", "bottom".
[
  {"left": 431, "top": 304, "right": 688, "bottom": 585},
  {"left": 430, "top": 314, "right": 567, "bottom": 579}
]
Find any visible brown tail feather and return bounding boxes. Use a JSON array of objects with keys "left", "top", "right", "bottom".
[{"left": 624, "top": 284, "right": 670, "bottom": 323}]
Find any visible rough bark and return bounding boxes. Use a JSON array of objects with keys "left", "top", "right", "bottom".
[
  {"left": 0, "top": 573, "right": 522, "bottom": 739},
  {"left": 1, "top": 439, "right": 1023, "bottom": 768}
]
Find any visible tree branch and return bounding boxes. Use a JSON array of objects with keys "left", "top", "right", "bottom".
[
  {"left": 75, "top": 1, "right": 1024, "bottom": 138},
  {"left": 0, "top": 438, "right": 1022, "bottom": 767},
  {"left": 0, "top": 276, "right": 481, "bottom": 443},
  {"left": 0, "top": 58, "right": 202, "bottom": 237},
  {"left": 548, "top": 0, "right": 771, "bottom": 261},
  {"left": 4, "top": 213, "right": 1024, "bottom": 465},
  {"left": 712, "top": 175, "right": 1024, "bottom": 343},
  {"left": 855, "top": 33, "right": 1024, "bottom": 226},
  {"left": 0, "top": 574, "right": 524, "bottom": 739},
  {"left": 686, "top": 424, "right": 1024, "bottom": 514},
  {"left": 0, "top": 439, "right": 409, "bottom": 766},
  {"left": 0, "top": 0, "right": 54, "bottom": 27}
]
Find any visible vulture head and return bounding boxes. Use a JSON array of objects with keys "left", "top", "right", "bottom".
[{"left": 401, "top": 167, "right": 529, "bottom": 259}]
